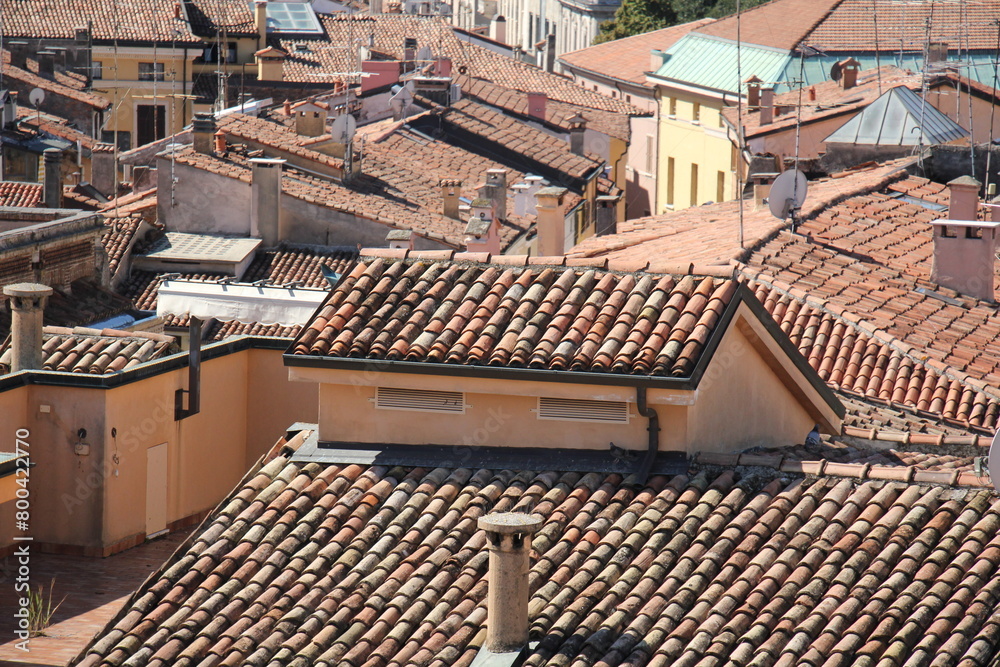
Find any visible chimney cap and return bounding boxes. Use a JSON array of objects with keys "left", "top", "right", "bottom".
[
  {"left": 386, "top": 229, "right": 413, "bottom": 241},
  {"left": 3, "top": 283, "right": 53, "bottom": 299},
  {"left": 536, "top": 186, "right": 567, "bottom": 198},
  {"left": 948, "top": 175, "right": 981, "bottom": 189},
  {"left": 478, "top": 512, "right": 543, "bottom": 535}
]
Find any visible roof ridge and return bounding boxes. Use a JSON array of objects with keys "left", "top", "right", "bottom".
[{"left": 694, "top": 449, "right": 988, "bottom": 487}]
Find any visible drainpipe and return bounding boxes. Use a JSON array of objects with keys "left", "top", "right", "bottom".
[
  {"left": 635, "top": 386, "right": 660, "bottom": 485},
  {"left": 175, "top": 316, "right": 202, "bottom": 420}
]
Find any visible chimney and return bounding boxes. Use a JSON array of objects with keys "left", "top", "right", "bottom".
[
  {"left": 567, "top": 113, "right": 586, "bottom": 156},
  {"left": 434, "top": 57, "right": 452, "bottom": 77},
  {"left": 760, "top": 88, "right": 775, "bottom": 125},
  {"left": 535, "top": 186, "right": 567, "bottom": 256},
  {"left": 808, "top": 86, "right": 816, "bottom": 102},
  {"left": 37, "top": 51, "right": 55, "bottom": 77},
  {"left": 441, "top": 178, "right": 463, "bottom": 219},
  {"left": 596, "top": 195, "right": 618, "bottom": 235},
  {"left": 465, "top": 203, "right": 500, "bottom": 254},
  {"left": 839, "top": 57, "right": 860, "bottom": 90},
  {"left": 483, "top": 169, "right": 507, "bottom": 221},
  {"left": 948, "top": 175, "right": 980, "bottom": 221},
  {"left": 527, "top": 92, "right": 546, "bottom": 120},
  {"left": 43, "top": 148, "right": 62, "bottom": 208},
  {"left": 214, "top": 129, "right": 227, "bottom": 154},
  {"left": 477, "top": 513, "right": 543, "bottom": 654},
  {"left": 296, "top": 108, "right": 328, "bottom": 137},
  {"left": 745, "top": 75, "right": 762, "bottom": 108},
  {"left": 386, "top": 229, "right": 415, "bottom": 250},
  {"left": 90, "top": 144, "right": 115, "bottom": 197},
  {"left": 490, "top": 15, "right": 507, "bottom": 44},
  {"left": 255, "top": 0, "right": 268, "bottom": 43},
  {"left": 8, "top": 41, "right": 29, "bottom": 68},
  {"left": 174, "top": 1, "right": 181, "bottom": 18},
  {"left": 132, "top": 165, "right": 150, "bottom": 191},
  {"left": 255, "top": 46, "right": 286, "bottom": 81},
  {"left": 544, "top": 34, "right": 555, "bottom": 73},
  {"left": 2, "top": 91, "right": 16, "bottom": 129},
  {"left": 192, "top": 111, "right": 217, "bottom": 154},
  {"left": 751, "top": 172, "right": 778, "bottom": 212},
  {"left": 3, "top": 284, "right": 53, "bottom": 373},
  {"left": 370, "top": 0, "right": 383, "bottom": 13},
  {"left": 283, "top": 99, "right": 292, "bottom": 115},
  {"left": 362, "top": 60, "right": 401, "bottom": 93},
  {"left": 250, "top": 158, "right": 285, "bottom": 247}
]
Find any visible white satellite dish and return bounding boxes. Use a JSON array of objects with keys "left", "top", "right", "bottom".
[
  {"left": 416, "top": 45, "right": 433, "bottom": 62},
  {"left": 389, "top": 85, "right": 413, "bottom": 109},
  {"left": 331, "top": 113, "right": 357, "bottom": 143},
  {"left": 988, "top": 430, "right": 1000, "bottom": 491},
  {"left": 29, "top": 87, "right": 45, "bottom": 107},
  {"left": 768, "top": 169, "right": 808, "bottom": 220}
]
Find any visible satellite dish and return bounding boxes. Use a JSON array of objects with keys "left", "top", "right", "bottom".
[
  {"left": 29, "top": 87, "right": 45, "bottom": 107},
  {"left": 988, "top": 430, "right": 1000, "bottom": 491},
  {"left": 769, "top": 169, "right": 808, "bottom": 220},
  {"left": 331, "top": 113, "right": 357, "bottom": 143},
  {"left": 416, "top": 45, "right": 433, "bottom": 62},
  {"left": 830, "top": 61, "right": 843, "bottom": 82}
]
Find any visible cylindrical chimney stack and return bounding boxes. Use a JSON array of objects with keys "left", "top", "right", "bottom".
[
  {"left": 4, "top": 283, "right": 53, "bottom": 373},
  {"left": 478, "top": 512, "right": 543, "bottom": 654},
  {"left": 43, "top": 148, "right": 62, "bottom": 208}
]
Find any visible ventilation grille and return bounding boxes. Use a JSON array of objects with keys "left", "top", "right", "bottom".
[
  {"left": 375, "top": 387, "right": 465, "bottom": 413},
  {"left": 537, "top": 397, "right": 630, "bottom": 423}
]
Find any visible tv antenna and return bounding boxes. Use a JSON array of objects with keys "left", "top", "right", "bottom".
[{"left": 768, "top": 169, "right": 808, "bottom": 230}]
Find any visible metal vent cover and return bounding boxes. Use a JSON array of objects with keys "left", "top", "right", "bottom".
[
  {"left": 375, "top": 387, "right": 465, "bottom": 413},
  {"left": 537, "top": 397, "right": 630, "bottom": 423}
]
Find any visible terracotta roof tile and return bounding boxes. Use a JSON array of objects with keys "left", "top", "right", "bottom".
[
  {"left": 693, "top": 0, "right": 842, "bottom": 50},
  {"left": 77, "top": 450, "right": 1000, "bottom": 667},
  {"left": 121, "top": 270, "right": 227, "bottom": 312},
  {"left": 208, "top": 319, "right": 302, "bottom": 340},
  {"left": 0, "top": 325, "right": 176, "bottom": 375},
  {"left": 0, "top": 278, "right": 136, "bottom": 340},
  {"left": 291, "top": 257, "right": 739, "bottom": 377},
  {"left": 0, "top": 181, "right": 43, "bottom": 208},
  {"left": 2, "top": 0, "right": 200, "bottom": 42},
  {"left": 102, "top": 216, "right": 145, "bottom": 276},
  {"left": 559, "top": 18, "right": 715, "bottom": 86},
  {"left": 240, "top": 246, "right": 358, "bottom": 288},
  {"left": 1, "top": 50, "right": 111, "bottom": 110}
]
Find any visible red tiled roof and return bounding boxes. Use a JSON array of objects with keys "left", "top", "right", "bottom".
[
  {"left": 184, "top": 0, "right": 256, "bottom": 38},
  {"left": 0, "top": 278, "right": 136, "bottom": 340},
  {"left": 101, "top": 188, "right": 159, "bottom": 218},
  {"left": 278, "top": 14, "right": 643, "bottom": 116},
  {"left": 218, "top": 113, "right": 346, "bottom": 171},
  {"left": 14, "top": 105, "right": 103, "bottom": 150},
  {"left": 694, "top": 0, "right": 1000, "bottom": 53},
  {"left": 209, "top": 319, "right": 302, "bottom": 340},
  {"left": 1, "top": 50, "right": 111, "bottom": 110},
  {"left": 693, "top": 0, "right": 843, "bottom": 50},
  {"left": 1, "top": 0, "right": 200, "bottom": 42},
  {"left": 121, "top": 270, "right": 227, "bottom": 311},
  {"left": 75, "top": 445, "right": 1000, "bottom": 667},
  {"left": 0, "top": 326, "right": 176, "bottom": 375},
  {"left": 102, "top": 217, "right": 145, "bottom": 276},
  {"left": 291, "top": 256, "right": 739, "bottom": 377},
  {"left": 0, "top": 181, "right": 43, "bottom": 208},
  {"left": 240, "top": 246, "right": 358, "bottom": 288},
  {"left": 559, "top": 18, "right": 715, "bottom": 85}
]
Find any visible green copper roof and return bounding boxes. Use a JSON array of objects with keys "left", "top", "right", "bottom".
[{"left": 651, "top": 33, "right": 792, "bottom": 95}]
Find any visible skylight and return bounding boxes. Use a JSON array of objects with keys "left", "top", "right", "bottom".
[{"left": 248, "top": 0, "right": 324, "bottom": 34}]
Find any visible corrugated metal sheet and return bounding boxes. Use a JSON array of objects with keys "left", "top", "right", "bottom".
[
  {"left": 824, "top": 85, "right": 967, "bottom": 146},
  {"left": 796, "top": 52, "right": 999, "bottom": 91},
  {"left": 653, "top": 33, "right": 791, "bottom": 94}
]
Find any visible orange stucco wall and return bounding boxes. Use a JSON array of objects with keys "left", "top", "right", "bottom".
[{"left": 0, "top": 345, "right": 317, "bottom": 556}]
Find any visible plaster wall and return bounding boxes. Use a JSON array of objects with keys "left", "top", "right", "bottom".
[
  {"left": 625, "top": 115, "right": 658, "bottom": 218},
  {"left": 686, "top": 308, "right": 835, "bottom": 453},
  {"left": 157, "top": 159, "right": 253, "bottom": 235}
]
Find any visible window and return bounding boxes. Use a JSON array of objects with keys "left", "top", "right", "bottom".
[
  {"left": 717, "top": 171, "right": 725, "bottom": 202},
  {"left": 692, "top": 102, "right": 701, "bottom": 122},
  {"left": 136, "top": 104, "right": 166, "bottom": 146},
  {"left": 201, "top": 42, "right": 237, "bottom": 64},
  {"left": 536, "top": 397, "right": 630, "bottom": 423},
  {"left": 138, "top": 62, "right": 165, "bottom": 81},
  {"left": 690, "top": 163, "right": 699, "bottom": 206},
  {"left": 92, "top": 60, "right": 103, "bottom": 80},
  {"left": 667, "top": 157, "right": 675, "bottom": 207},
  {"left": 101, "top": 130, "right": 132, "bottom": 152},
  {"left": 2, "top": 146, "right": 37, "bottom": 181},
  {"left": 626, "top": 94, "right": 632, "bottom": 103},
  {"left": 375, "top": 387, "right": 466, "bottom": 413},
  {"left": 668, "top": 97, "right": 676, "bottom": 117}
]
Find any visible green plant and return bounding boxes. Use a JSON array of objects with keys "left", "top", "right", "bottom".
[{"left": 26, "top": 579, "right": 65, "bottom": 637}]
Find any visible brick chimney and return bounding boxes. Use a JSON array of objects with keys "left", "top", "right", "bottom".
[
  {"left": 745, "top": 75, "right": 762, "bottom": 108},
  {"left": 43, "top": 148, "right": 62, "bottom": 208},
  {"left": 932, "top": 176, "right": 997, "bottom": 302},
  {"left": 535, "top": 186, "right": 567, "bottom": 256},
  {"left": 192, "top": 112, "right": 217, "bottom": 154},
  {"left": 839, "top": 57, "right": 860, "bottom": 90},
  {"left": 3, "top": 283, "right": 53, "bottom": 373},
  {"left": 477, "top": 513, "right": 543, "bottom": 654},
  {"left": 760, "top": 88, "right": 775, "bottom": 125},
  {"left": 250, "top": 158, "right": 285, "bottom": 247},
  {"left": 527, "top": 92, "right": 546, "bottom": 121},
  {"left": 441, "top": 178, "right": 463, "bottom": 219}
]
